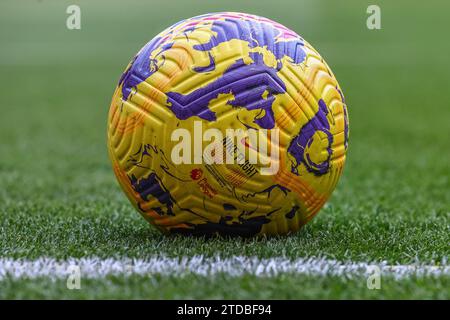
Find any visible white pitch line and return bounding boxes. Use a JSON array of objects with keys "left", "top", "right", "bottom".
[{"left": 0, "top": 256, "right": 448, "bottom": 280}]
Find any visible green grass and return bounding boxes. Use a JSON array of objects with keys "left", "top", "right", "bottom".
[
  {"left": 0, "top": 0, "right": 449, "bottom": 299},
  {"left": 1, "top": 275, "right": 449, "bottom": 300}
]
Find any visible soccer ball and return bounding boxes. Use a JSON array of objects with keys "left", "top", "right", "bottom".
[{"left": 107, "top": 12, "right": 349, "bottom": 237}]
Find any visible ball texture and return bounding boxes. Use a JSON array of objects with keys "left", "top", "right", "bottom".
[{"left": 107, "top": 12, "right": 349, "bottom": 237}]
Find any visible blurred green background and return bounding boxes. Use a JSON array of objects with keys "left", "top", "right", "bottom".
[{"left": 0, "top": 0, "right": 449, "bottom": 299}]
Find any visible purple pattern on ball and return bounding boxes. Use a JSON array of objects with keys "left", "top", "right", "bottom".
[
  {"left": 288, "top": 99, "right": 333, "bottom": 176},
  {"left": 167, "top": 52, "right": 285, "bottom": 129}
]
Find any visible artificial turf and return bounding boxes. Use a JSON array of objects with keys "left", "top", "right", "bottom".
[
  {"left": 1, "top": 274, "right": 449, "bottom": 300},
  {"left": 0, "top": 0, "right": 449, "bottom": 299}
]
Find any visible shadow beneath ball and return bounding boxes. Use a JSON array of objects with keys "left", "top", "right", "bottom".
[{"left": 166, "top": 216, "right": 298, "bottom": 240}]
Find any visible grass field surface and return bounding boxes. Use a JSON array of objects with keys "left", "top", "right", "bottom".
[{"left": 0, "top": 0, "right": 449, "bottom": 299}]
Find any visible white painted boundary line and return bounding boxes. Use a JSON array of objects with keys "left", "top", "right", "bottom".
[{"left": 0, "top": 256, "right": 448, "bottom": 280}]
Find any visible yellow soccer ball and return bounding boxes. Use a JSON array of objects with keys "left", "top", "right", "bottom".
[{"left": 107, "top": 12, "right": 349, "bottom": 237}]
